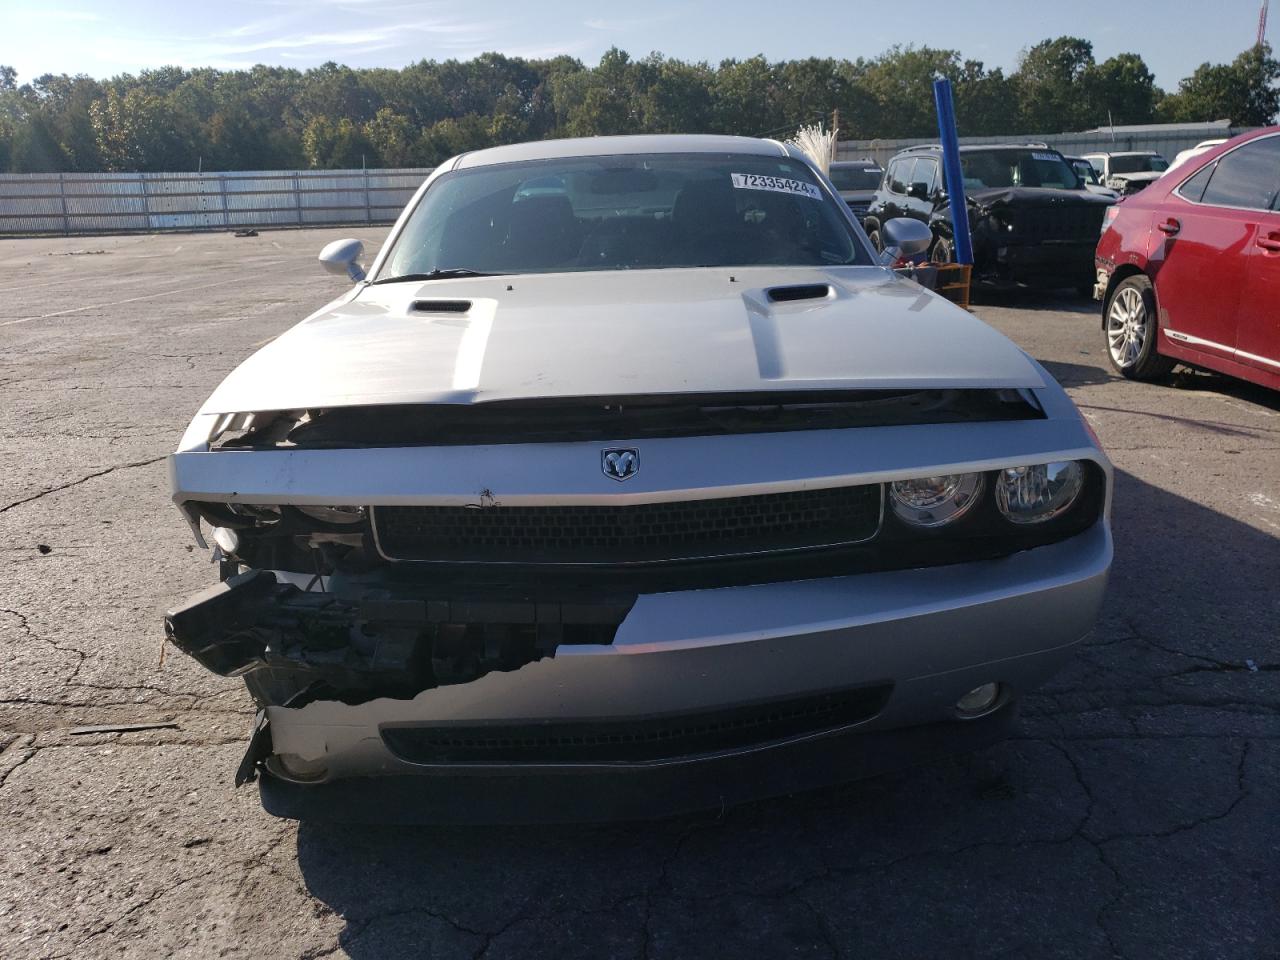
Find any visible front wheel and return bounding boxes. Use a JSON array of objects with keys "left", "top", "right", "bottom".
[{"left": 1104, "top": 275, "right": 1175, "bottom": 380}]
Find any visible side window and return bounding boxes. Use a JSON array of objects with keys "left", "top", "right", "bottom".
[
  {"left": 1199, "top": 137, "right": 1280, "bottom": 210},
  {"left": 887, "top": 160, "right": 907, "bottom": 194},
  {"left": 1177, "top": 162, "right": 1216, "bottom": 203},
  {"left": 912, "top": 159, "right": 938, "bottom": 192}
]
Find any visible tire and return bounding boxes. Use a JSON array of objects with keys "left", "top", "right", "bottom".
[
  {"left": 931, "top": 236, "right": 954, "bottom": 264},
  {"left": 1104, "top": 275, "right": 1175, "bottom": 380}
]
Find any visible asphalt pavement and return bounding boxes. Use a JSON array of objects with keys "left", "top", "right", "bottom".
[{"left": 1, "top": 229, "right": 1276, "bottom": 960}]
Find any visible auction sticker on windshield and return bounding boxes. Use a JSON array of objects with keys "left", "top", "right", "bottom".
[{"left": 731, "top": 173, "right": 822, "bottom": 199}]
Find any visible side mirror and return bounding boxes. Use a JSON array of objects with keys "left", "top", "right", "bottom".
[
  {"left": 879, "top": 217, "right": 932, "bottom": 264},
  {"left": 318, "top": 238, "right": 366, "bottom": 282},
  {"left": 907, "top": 181, "right": 930, "bottom": 200}
]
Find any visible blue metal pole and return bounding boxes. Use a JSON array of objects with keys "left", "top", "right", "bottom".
[{"left": 932, "top": 78, "right": 973, "bottom": 265}]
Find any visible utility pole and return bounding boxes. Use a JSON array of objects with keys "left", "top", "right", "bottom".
[
  {"left": 830, "top": 107, "right": 840, "bottom": 164},
  {"left": 1260, "top": 0, "right": 1270, "bottom": 49}
]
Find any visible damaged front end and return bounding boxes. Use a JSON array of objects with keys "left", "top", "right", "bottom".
[
  {"left": 164, "top": 566, "right": 632, "bottom": 709},
  {"left": 963, "top": 188, "right": 1112, "bottom": 288}
]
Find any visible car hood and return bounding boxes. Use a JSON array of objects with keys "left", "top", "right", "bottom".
[
  {"left": 198, "top": 267, "right": 1047, "bottom": 414},
  {"left": 967, "top": 187, "right": 1115, "bottom": 209},
  {"left": 1107, "top": 170, "right": 1164, "bottom": 183},
  {"left": 838, "top": 189, "right": 876, "bottom": 203}
]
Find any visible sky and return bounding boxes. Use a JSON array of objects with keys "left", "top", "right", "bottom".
[{"left": 2, "top": 0, "right": 1272, "bottom": 90}]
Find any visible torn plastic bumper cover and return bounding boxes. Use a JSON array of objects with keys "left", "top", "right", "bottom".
[{"left": 164, "top": 569, "right": 631, "bottom": 705}]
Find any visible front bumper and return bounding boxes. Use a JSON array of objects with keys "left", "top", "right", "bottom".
[
  {"left": 255, "top": 522, "right": 1110, "bottom": 820},
  {"left": 980, "top": 240, "right": 1097, "bottom": 286}
]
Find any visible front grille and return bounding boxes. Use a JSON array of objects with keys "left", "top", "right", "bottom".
[
  {"left": 380, "top": 684, "right": 893, "bottom": 765},
  {"left": 1011, "top": 204, "right": 1106, "bottom": 241},
  {"left": 372, "top": 484, "right": 883, "bottom": 564}
]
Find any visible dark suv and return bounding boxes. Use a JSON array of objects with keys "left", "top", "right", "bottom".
[
  {"left": 863, "top": 144, "right": 1114, "bottom": 292},
  {"left": 827, "top": 159, "right": 884, "bottom": 221}
]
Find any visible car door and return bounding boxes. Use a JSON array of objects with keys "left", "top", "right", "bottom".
[
  {"left": 1235, "top": 142, "right": 1280, "bottom": 375},
  {"left": 879, "top": 159, "right": 907, "bottom": 222},
  {"left": 1150, "top": 136, "right": 1280, "bottom": 361},
  {"left": 903, "top": 157, "right": 939, "bottom": 224}
]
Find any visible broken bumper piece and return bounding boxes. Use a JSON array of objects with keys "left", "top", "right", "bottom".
[{"left": 165, "top": 523, "right": 1110, "bottom": 822}]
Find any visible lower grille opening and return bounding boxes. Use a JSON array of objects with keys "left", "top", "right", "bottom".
[{"left": 380, "top": 684, "right": 893, "bottom": 765}]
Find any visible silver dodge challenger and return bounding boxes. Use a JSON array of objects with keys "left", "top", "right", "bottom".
[{"left": 165, "top": 135, "right": 1112, "bottom": 822}]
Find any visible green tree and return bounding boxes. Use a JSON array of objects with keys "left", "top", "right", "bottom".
[
  {"left": 953, "top": 61, "right": 1020, "bottom": 136},
  {"left": 90, "top": 87, "right": 195, "bottom": 170},
  {"left": 363, "top": 107, "right": 414, "bottom": 166},
  {"left": 411, "top": 114, "right": 491, "bottom": 165},
  {"left": 1159, "top": 44, "right": 1280, "bottom": 125},
  {"left": 712, "top": 56, "right": 781, "bottom": 136},
  {"left": 301, "top": 115, "right": 372, "bottom": 168},
  {"left": 1084, "top": 53, "right": 1160, "bottom": 126},
  {"left": 1014, "top": 37, "right": 1096, "bottom": 131},
  {"left": 860, "top": 46, "right": 963, "bottom": 138}
]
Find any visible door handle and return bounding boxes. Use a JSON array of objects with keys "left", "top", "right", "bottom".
[
  {"left": 1257, "top": 233, "right": 1280, "bottom": 253},
  {"left": 1157, "top": 218, "right": 1180, "bottom": 236}
]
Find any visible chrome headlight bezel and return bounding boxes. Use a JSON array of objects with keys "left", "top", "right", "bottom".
[
  {"left": 993, "top": 461, "right": 1086, "bottom": 525},
  {"left": 888, "top": 472, "right": 985, "bottom": 529}
]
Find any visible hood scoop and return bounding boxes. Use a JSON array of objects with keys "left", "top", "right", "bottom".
[
  {"left": 766, "top": 283, "right": 832, "bottom": 304},
  {"left": 412, "top": 299, "right": 472, "bottom": 313}
]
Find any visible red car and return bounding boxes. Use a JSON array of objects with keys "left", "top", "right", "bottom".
[{"left": 1094, "top": 126, "right": 1280, "bottom": 389}]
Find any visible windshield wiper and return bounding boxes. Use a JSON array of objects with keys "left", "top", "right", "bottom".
[{"left": 370, "top": 268, "right": 498, "bottom": 285}]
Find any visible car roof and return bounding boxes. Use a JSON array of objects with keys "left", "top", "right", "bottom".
[
  {"left": 1081, "top": 151, "right": 1159, "bottom": 157},
  {"left": 453, "top": 134, "right": 791, "bottom": 169},
  {"left": 891, "top": 144, "right": 1065, "bottom": 158}
]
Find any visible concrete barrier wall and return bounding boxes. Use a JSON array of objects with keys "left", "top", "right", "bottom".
[{"left": 0, "top": 168, "right": 432, "bottom": 236}]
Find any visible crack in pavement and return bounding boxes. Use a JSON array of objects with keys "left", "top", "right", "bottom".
[
  {"left": 0, "top": 455, "right": 166, "bottom": 514},
  {"left": 0, "top": 734, "right": 37, "bottom": 790}
]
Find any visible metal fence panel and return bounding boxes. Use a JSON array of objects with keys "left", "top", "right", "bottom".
[
  {"left": 0, "top": 167, "right": 432, "bottom": 236},
  {"left": 836, "top": 125, "right": 1256, "bottom": 167}
]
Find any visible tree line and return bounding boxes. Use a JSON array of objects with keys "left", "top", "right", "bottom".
[{"left": 0, "top": 38, "right": 1276, "bottom": 174}]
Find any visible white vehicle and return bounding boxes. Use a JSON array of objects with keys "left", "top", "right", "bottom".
[
  {"left": 1168, "top": 138, "right": 1229, "bottom": 172},
  {"left": 1080, "top": 151, "right": 1170, "bottom": 194},
  {"left": 1064, "top": 155, "right": 1120, "bottom": 199},
  {"left": 164, "top": 135, "right": 1112, "bottom": 822}
]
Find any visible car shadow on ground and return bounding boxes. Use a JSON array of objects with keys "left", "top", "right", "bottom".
[
  {"left": 1162, "top": 366, "right": 1280, "bottom": 413},
  {"left": 970, "top": 287, "right": 1096, "bottom": 313},
  {"left": 1038, "top": 358, "right": 1116, "bottom": 387},
  {"left": 293, "top": 468, "right": 1278, "bottom": 960}
]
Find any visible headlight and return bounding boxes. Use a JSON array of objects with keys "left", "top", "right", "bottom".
[
  {"left": 293, "top": 504, "right": 366, "bottom": 525},
  {"left": 889, "top": 473, "right": 983, "bottom": 528},
  {"left": 994, "top": 461, "right": 1084, "bottom": 524}
]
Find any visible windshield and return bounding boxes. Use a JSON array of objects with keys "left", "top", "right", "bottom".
[
  {"left": 957, "top": 149, "right": 1082, "bottom": 190},
  {"left": 1110, "top": 154, "right": 1169, "bottom": 174},
  {"left": 1071, "top": 160, "right": 1101, "bottom": 185},
  {"left": 378, "top": 153, "right": 870, "bottom": 279},
  {"left": 828, "top": 165, "right": 883, "bottom": 191}
]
